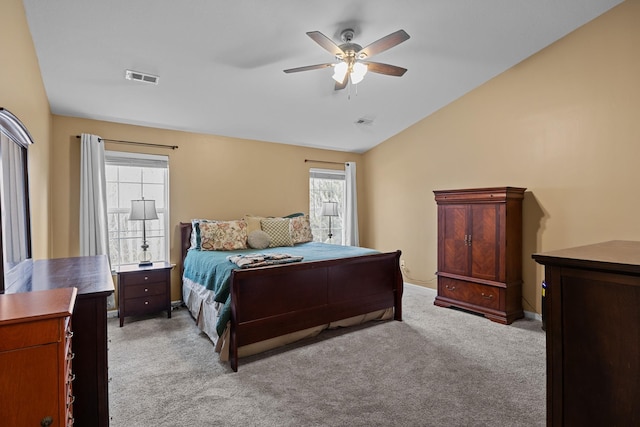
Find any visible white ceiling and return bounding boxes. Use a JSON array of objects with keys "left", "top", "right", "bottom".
[{"left": 23, "top": 0, "right": 622, "bottom": 153}]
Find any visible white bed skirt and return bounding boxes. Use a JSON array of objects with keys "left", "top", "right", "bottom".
[{"left": 182, "top": 277, "right": 393, "bottom": 362}]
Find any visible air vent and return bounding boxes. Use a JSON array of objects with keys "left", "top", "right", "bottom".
[
  {"left": 125, "top": 70, "right": 159, "bottom": 85},
  {"left": 354, "top": 117, "right": 374, "bottom": 126}
]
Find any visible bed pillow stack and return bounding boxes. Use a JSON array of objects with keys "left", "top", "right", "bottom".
[
  {"left": 191, "top": 213, "right": 314, "bottom": 251},
  {"left": 245, "top": 213, "right": 314, "bottom": 247}
]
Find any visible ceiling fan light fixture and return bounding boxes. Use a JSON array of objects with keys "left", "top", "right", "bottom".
[
  {"left": 350, "top": 62, "right": 368, "bottom": 84},
  {"left": 332, "top": 62, "right": 348, "bottom": 83}
]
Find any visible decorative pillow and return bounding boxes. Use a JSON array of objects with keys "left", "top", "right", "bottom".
[
  {"left": 247, "top": 230, "right": 271, "bottom": 250},
  {"left": 290, "top": 215, "right": 313, "bottom": 244},
  {"left": 199, "top": 220, "right": 248, "bottom": 251},
  {"left": 190, "top": 219, "right": 217, "bottom": 250},
  {"left": 260, "top": 218, "right": 293, "bottom": 247},
  {"left": 243, "top": 214, "right": 265, "bottom": 234}
]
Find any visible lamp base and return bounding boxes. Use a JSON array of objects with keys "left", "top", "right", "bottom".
[{"left": 138, "top": 261, "right": 153, "bottom": 267}]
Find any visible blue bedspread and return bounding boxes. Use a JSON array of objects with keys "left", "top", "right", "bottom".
[{"left": 183, "top": 242, "right": 379, "bottom": 336}]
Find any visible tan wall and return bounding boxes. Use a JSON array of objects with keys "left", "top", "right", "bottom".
[
  {"left": 362, "top": 0, "right": 640, "bottom": 315},
  {"left": 0, "top": 0, "right": 52, "bottom": 259},
  {"left": 51, "top": 116, "right": 363, "bottom": 300}
]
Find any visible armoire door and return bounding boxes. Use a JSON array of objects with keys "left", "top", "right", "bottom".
[
  {"left": 470, "top": 204, "right": 499, "bottom": 281},
  {"left": 439, "top": 204, "right": 470, "bottom": 276}
]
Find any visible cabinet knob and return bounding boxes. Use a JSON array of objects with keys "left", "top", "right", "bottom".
[
  {"left": 40, "top": 416, "right": 53, "bottom": 427},
  {"left": 144, "top": 276, "right": 149, "bottom": 281},
  {"left": 144, "top": 288, "right": 149, "bottom": 292},
  {"left": 145, "top": 301, "right": 149, "bottom": 305}
]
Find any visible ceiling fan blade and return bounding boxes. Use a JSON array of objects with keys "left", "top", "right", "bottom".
[
  {"left": 283, "top": 63, "right": 334, "bottom": 73},
  {"left": 362, "top": 61, "right": 407, "bottom": 77},
  {"left": 358, "top": 30, "right": 410, "bottom": 58},
  {"left": 306, "top": 31, "right": 345, "bottom": 56}
]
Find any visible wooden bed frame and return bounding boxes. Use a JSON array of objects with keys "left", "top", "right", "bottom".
[{"left": 180, "top": 222, "right": 403, "bottom": 371}]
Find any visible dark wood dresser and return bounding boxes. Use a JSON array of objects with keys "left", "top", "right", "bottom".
[
  {"left": 0, "top": 287, "right": 77, "bottom": 426},
  {"left": 25, "top": 255, "right": 115, "bottom": 427},
  {"left": 532, "top": 241, "right": 640, "bottom": 426},
  {"left": 434, "top": 187, "right": 525, "bottom": 324}
]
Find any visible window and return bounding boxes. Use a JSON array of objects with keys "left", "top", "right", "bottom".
[
  {"left": 105, "top": 151, "right": 169, "bottom": 267},
  {"left": 0, "top": 108, "right": 33, "bottom": 294},
  {"left": 309, "top": 168, "right": 344, "bottom": 244}
]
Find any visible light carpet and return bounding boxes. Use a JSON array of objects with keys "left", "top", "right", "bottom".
[{"left": 107, "top": 284, "right": 545, "bottom": 426}]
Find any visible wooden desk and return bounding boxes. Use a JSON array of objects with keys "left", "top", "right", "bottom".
[{"left": 532, "top": 241, "right": 640, "bottom": 426}]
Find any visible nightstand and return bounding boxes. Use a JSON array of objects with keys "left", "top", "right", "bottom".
[{"left": 116, "top": 262, "right": 173, "bottom": 327}]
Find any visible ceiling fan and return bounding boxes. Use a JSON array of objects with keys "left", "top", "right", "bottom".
[{"left": 284, "top": 29, "right": 410, "bottom": 90}]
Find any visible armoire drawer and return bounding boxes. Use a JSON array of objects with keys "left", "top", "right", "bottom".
[{"left": 439, "top": 277, "right": 500, "bottom": 310}]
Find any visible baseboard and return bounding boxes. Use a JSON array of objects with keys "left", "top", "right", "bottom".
[{"left": 524, "top": 310, "right": 542, "bottom": 321}]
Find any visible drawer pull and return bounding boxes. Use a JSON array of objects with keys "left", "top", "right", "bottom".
[
  {"left": 144, "top": 276, "right": 149, "bottom": 281},
  {"left": 445, "top": 285, "right": 456, "bottom": 291},
  {"left": 145, "top": 288, "right": 149, "bottom": 292},
  {"left": 481, "top": 293, "right": 494, "bottom": 300},
  {"left": 145, "top": 301, "right": 149, "bottom": 305}
]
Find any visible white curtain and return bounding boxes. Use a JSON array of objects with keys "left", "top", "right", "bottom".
[
  {"left": 343, "top": 162, "right": 359, "bottom": 246},
  {"left": 79, "top": 133, "right": 109, "bottom": 258},
  {"left": 0, "top": 132, "right": 29, "bottom": 265}
]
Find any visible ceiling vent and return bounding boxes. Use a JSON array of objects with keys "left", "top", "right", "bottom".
[
  {"left": 355, "top": 117, "right": 374, "bottom": 126},
  {"left": 125, "top": 70, "right": 159, "bottom": 85}
]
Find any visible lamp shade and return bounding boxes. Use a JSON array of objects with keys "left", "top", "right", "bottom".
[
  {"left": 350, "top": 62, "right": 368, "bottom": 84},
  {"left": 129, "top": 199, "right": 158, "bottom": 221},
  {"left": 332, "top": 62, "right": 348, "bottom": 83},
  {"left": 321, "top": 201, "right": 339, "bottom": 217}
]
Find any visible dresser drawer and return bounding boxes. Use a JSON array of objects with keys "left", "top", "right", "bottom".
[
  {"left": 120, "top": 269, "right": 167, "bottom": 286},
  {"left": 0, "top": 318, "right": 61, "bottom": 351},
  {"left": 124, "top": 294, "right": 167, "bottom": 314},
  {"left": 125, "top": 282, "right": 166, "bottom": 299},
  {"left": 439, "top": 277, "right": 500, "bottom": 310}
]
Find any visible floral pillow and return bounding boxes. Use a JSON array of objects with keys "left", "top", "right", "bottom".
[
  {"left": 190, "top": 218, "right": 217, "bottom": 250},
  {"left": 199, "top": 220, "right": 248, "bottom": 251},
  {"left": 290, "top": 215, "right": 313, "bottom": 244}
]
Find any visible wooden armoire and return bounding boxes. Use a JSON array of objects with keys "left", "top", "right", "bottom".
[{"left": 433, "top": 187, "right": 525, "bottom": 324}]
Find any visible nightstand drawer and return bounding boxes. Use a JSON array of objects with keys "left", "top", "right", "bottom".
[
  {"left": 125, "top": 282, "right": 166, "bottom": 299},
  {"left": 125, "top": 294, "right": 167, "bottom": 313},
  {"left": 120, "top": 270, "right": 167, "bottom": 286}
]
